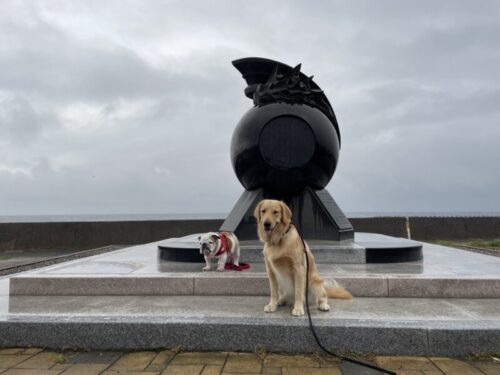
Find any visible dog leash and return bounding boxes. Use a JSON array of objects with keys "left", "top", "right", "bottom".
[{"left": 292, "top": 223, "right": 398, "bottom": 375}]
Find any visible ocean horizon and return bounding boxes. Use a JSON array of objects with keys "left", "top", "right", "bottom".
[{"left": 1, "top": 212, "right": 500, "bottom": 223}]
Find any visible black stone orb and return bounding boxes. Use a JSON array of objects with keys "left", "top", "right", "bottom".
[
  {"left": 231, "top": 102, "right": 340, "bottom": 196},
  {"left": 220, "top": 57, "right": 356, "bottom": 242},
  {"left": 230, "top": 57, "right": 341, "bottom": 197}
]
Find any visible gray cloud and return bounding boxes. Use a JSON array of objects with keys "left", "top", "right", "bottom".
[
  {"left": 0, "top": 0, "right": 499, "bottom": 216},
  {"left": 0, "top": 95, "right": 47, "bottom": 144}
]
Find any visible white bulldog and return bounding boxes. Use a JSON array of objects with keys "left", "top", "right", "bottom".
[{"left": 198, "top": 231, "right": 240, "bottom": 272}]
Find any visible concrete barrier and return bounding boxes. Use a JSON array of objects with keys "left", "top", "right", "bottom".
[
  {"left": 0, "top": 220, "right": 223, "bottom": 251},
  {"left": 0, "top": 217, "right": 499, "bottom": 251},
  {"left": 350, "top": 217, "right": 408, "bottom": 238},
  {"left": 409, "top": 217, "right": 500, "bottom": 241}
]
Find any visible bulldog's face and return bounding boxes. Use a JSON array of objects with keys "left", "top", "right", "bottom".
[{"left": 198, "top": 232, "right": 220, "bottom": 256}]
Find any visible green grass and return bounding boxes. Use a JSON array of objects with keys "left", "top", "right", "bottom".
[
  {"left": 467, "top": 239, "right": 500, "bottom": 248},
  {"left": 435, "top": 240, "right": 456, "bottom": 247},
  {"left": 464, "top": 352, "right": 500, "bottom": 361},
  {"left": 54, "top": 354, "right": 68, "bottom": 364},
  {"left": 435, "top": 239, "right": 500, "bottom": 249}
]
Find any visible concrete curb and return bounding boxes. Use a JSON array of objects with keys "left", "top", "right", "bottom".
[
  {"left": 0, "top": 315, "right": 498, "bottom": 356},
  {"left": 0, "top": 245, "right": 126, "bottom": 277}
]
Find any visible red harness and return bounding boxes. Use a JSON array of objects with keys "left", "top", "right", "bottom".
[
  {"left": 215, "top": 233, "right": 230, "bottom": 256},
  {"left": 214, "top": 233, "right": 251, "bottom": 271}
]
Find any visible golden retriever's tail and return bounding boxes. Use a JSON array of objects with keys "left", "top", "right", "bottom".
[
  {"left": 326, "top": 286, "right": 352, "bottom": 299},
  {"left": 325, "top": 279, "right": 353, "bottom": 299}
]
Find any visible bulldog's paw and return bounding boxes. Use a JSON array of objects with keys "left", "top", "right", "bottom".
[
  {"left": 318, "top": 302, "right": 330, "bottom": 311},
  {"left": 203, "top": 266, "right": 211, "bottom": 272},
  {"left": 216, "top": 265, "right": 225, "bottom": 272},
  {"left": 292, "top": 306, "right": 305, "bottom": 316},
  {"left": 264, "top": 303, "right": 277, "bottom": 313}
]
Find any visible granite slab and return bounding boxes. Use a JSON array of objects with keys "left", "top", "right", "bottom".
[{"left": 1, "top": 295, "right": 499, "bottom": 355}]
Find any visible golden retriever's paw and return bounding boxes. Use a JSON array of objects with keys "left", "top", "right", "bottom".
[
  {"left": 264, "top": 303, "right": 277, "bottom": 313},
  {"left": 202, "top": 266, "right": 211, "bottom": 272},
  {"left": 292, "top": 306, "right": 305, "bottom": 316},
  {"left": 318, "top": 302, "right": 330, "bottom": 311}
]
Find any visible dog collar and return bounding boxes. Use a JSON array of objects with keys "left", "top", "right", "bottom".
[{"left": 215, "top": 233, "right": 230, "bottom": 256}]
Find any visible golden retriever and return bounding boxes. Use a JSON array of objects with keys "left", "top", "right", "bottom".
[{"left": 255, "top": 199, "right": 352, "bottom": 316}]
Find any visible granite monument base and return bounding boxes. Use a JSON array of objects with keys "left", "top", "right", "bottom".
[{"left": 157, "top": 232, "right": 423, "bottom": 264}]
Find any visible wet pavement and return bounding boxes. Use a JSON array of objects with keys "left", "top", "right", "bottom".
[{"left": 8, "top": 238, "right": 499, "bottom": 276}]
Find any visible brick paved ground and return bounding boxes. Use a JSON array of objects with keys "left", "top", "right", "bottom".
[{"left": 0, "top": 348, "right": 499, "bottom": 374}]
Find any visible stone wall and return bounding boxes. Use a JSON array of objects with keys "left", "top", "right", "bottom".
[
  {"left": 350, "top": 217, "right": 408, "bottom": 238},
  {"left": 409, "top": 217, "right": 500, "bottom": 241},
  {"left": 0, "top": 220, "right": 223, "bottom": 251},
  {"left": 0, "top": 217, "right": 499, "bottom": 250}
]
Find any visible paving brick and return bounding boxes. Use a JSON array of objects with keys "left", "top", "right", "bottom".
[
  {"left": 282, "top": 368, "right": 341, "bottom": 375},
  {"left": 22, "top": 349, "right": 44, "bottom": 355},
  {"left": 264, "top": 354, "right": 319, "bottom": 368},
  {"left": 146, "top": 351, "right": 176, "bottom": 371},
  {"left": 430, "top": 357, "right": 484, "bottom": 375},
  {"left": 14, "top": 352, "right": 64, "bottom": 369},
  {"left": 161, "top": 364, "right": 204, "bottom": 374},
  {"left": 223, "top": 353, "right": 262, "bottom": 373},
  {"left": 201, "top": 365, "right": 223, "bottom": 375},
  {"left": 50, "top": 364, "right": 72, "bottom": 371},
  {"left": 262, "top": 366, "right": 282, "bottom": 374},
  {"left": 0, "top": 349, "right": 23, "bottom": 355},
  {"left": 102, "top": 372, "right": 159, "bottom": 375},
  {"left": 0, "top": 355, "right": 32, "bottom": 368},
  {"left": 470, "top": 361, "right": 500, "bottom": 375},
  {"left": 1, "top": 370, "right": 62, "bottom": 375},
  {"left": 375, "top": 356, "right": 439, "bottom": 371},
  {"left": 66, "top": 351, "right": 122, "bottom": 364},
  {"left": 59, "top": 364, "right": 108, "bottom": 375},
  {"left": 318, "top": 355, "right": 341, "bottom": 368},
  {"left": 170, "top": 352, "right": 227, "bottom": 365},
  {"left": 108, "top": 351, "right": 157, "bottom": 371}
]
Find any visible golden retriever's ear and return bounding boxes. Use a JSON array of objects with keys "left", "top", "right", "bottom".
[
  {"left": 280, "top": 201, "right": 292, "bottom": 227},
  {"left": 253, "top": 201, "right": 263, "bottom": 223}
]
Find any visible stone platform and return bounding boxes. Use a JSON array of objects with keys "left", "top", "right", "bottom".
[
  {"left": 158, "top": 232, "right": 423, "bottom": 263},
  {"left": 2, "top": 239, "right": 500, "bottom": 355},
  {"left": 8, "top": 236, "right": 500, "bottom": 298}
]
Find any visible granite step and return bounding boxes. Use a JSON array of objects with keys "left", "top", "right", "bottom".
[
  {"left": 9, "top": 272, "right": 500, "bottom": 298},
  {"left": 1, "top": 295, "right": 499, "bottom": 356},
  {"left": 8, "top": 238, "right": 500, "bottom": 298}
]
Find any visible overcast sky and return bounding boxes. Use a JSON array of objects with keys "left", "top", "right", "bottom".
[{"left": 1, "top": 0, "right": 499, "bottom": 216}]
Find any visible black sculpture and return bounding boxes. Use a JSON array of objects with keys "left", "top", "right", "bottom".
[
  {"left": 221, "top": 57, "right": 354, "bottom": 241},
  {"left": 158, "top": 57, "right": 423, "bottom": 264}
]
